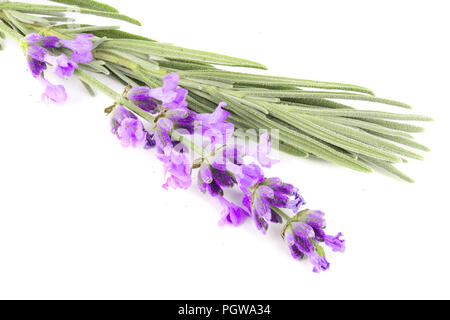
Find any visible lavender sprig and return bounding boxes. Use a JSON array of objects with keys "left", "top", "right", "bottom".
[
  {"left": 0, "top": 0, "right": 432, "bottom": 182},
  {"left": 111, "top": 72, "right": 345, "bottom": 273},
  {"left": 1, "top": 22, "right": 346, "bottom": 271}
]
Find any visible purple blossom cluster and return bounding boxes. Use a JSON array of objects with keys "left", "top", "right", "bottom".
[
  {"left": 108, "top": 72, "right": 345, "bottom": 272},
  {"left": 283, "top": 210, "right": 345, "bottom": 273},
  {"left": 22, "top": 33, "right": 94, "bottom": 103}
]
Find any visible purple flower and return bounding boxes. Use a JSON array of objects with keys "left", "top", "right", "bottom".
[
  {"left": 60, "top": 34, "right": 94, "bottom": 63},
  {"left": 27, "top": 44, "right": 77, "bottom": 79},
  {"left": 255, "top": 133, "right": 280, "bottom": 168},
  {"left": 23, "top": 33, "right": 92, "bottom": 103},
  {"left": 235, "top": 164, "right": 265, "bottom": 192},
  {"left": 284, "top": 226, "right": 330, "bottom": 273},
  {"left": 198, "top": 163, "right": 237, "bottom": 197},
  {"left": 105, "top": 72, "right": 345, "bottom": 273},
  {"left": 150, "top": 73, "right": 188, "bottom": 109},
  {"left": 324, "top": 233, "right": 346, "bottom": 253},
  {"left": 237, "top": 168, "right": 305, "bottom": 233},
  {"left": 283, "top": 209, "right": 345, "bottom": 272},
  {"left": 24, "top": 33, "right": 41, "bottom": 45},
  {"left": 152, "top": 127, "right": 179, "bottom": 167},
  {"left": 27, "top": 44, "right": 47, "bottom": 61},
  {"left": 24, "top": 33, "right": 60, "bottom": 48},
  {"left": 153, "top": 108, "right": 197, "bottom": 138},
  {"left": 195, "top": 102, "right": 234, "bottom": 146},
  {"left": 266, "top": 178, "right": 305, "bottom": 213},
  {"left": 161, "top": 149, "right": 192, "bottom": 190},
  {"left": 217, "top": 196, "right": 250, "bottom": 226},
  {"left": 38, "top": 76, "right": 67, "bottom": 103},
  {"left": 41, "top": 36, "right": 61, "bottom": 49},
  {"left": 128, "top": 86, "right": 159, "bottom": 113},
  {"left": 309, "top": 252, "right": 330, "bottom": 273},
  {"left": 44, "top": 54, "right": 78, "bottom": 79},
  {"left": 111, "top": 106, "right": 146, "bottom": 148},
  {"left": 27, "top": 57, "right": 46, "bottom": 78},
  {"left": 144, "top": 132, "right": 156, "bottom": 149}
]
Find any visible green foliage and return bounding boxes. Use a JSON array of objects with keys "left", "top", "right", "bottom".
[{"left": 0, "top": 1, "right": 432, "bottom": 182}]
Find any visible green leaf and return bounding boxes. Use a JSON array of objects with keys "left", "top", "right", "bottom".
[
  {"left": 7, "top": 10, "right": 50, "bottom": 26},
  {"left": 80, "top": 79, "right": 96, "bottom": 96},
  {"left": 359, "top": 156, "right": 414, "bottom": 183},
  {"left": 368, "top": 132, "right": 431, "bottom": 152},
  {"left": 0, "top": 18, "right": 23, "bottom": 41},
  {"left": 268, "top": 106, "right": 402, "bottom": 162},
  {"left": 62, "top": 25, "right": 120, "bottom": 33},
  {"left": 243, "top": 90, "right": 412, "bottom": 109},
  {"left": 99, "top": 39, "right": 267, "bottom": 69},
  {"left": 303, "top": 115, "right": 425, "bottom": 160},
  {"left": 0, "top": 2, "right": 141, "bottom": 25},
  {"left": 105, "top": 63, "right": 139, "bottom": 87},
  {"left": 181, "top": 70, "right": 375, "bottom": 95},
  {"left": 320, "top": 116, "right": 413, "bottom": 138},
  {"left": 2, "top": 10, "right": 30, "bottom": 35},
  {"left": 363, "top": 119, "right": 425, "bottom": 133},
  {"left": 286, "top": 107, "right": 432, "bottom": 121},
  {"left": 90, "top": 29, "right": 155, "bottom": 41},
  {"left": 48, "top": 0, "right": 120, "bottom": 13}
]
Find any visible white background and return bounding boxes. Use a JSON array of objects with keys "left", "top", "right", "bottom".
[{"left": 0, "top": 0, "right": 449, "bottom": 299}]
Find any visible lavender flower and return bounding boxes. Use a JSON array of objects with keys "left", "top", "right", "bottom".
[
  {"left": 144, "top": 132, "right": 156, "bottom": 149},
  {"left": 111, "top": 106, "right": 146, "bottom": 148},
  {"left": 43, "top": 54, "right": 78, "bottom": 79},
  {"left": 108, "top": 72, "right": 344, "bottom": 272},
  {"left": 149, "top": 73, "right": 188, "bottom": 109},
  {"left": 195, "top": 102, "right": 234, "bottom": 146},
  {"left": 60, "top": 34, "right": 94, "bottom": 63},
  {"left": 197, "top": 163, "right": 237, "bottom": 197},
  {"left": 236, "top": 164, "right": 305, "bottom": 233},
  {"left": 24, "top": 33, "right": 40, "bottom": 45},
  {"left": 217, "top": 196, "right": 249, "bottom": 226},
  {"left": 156, "top": 108, "right": 196, "bottom": 135},
  {"left": 27, "top": 57, "right": 46, "bottom": 78},
  {"left": 284, "top": 209, "right": 345, "bottom": 272},
  {"left": 38, "top": 76, "right": 67, "bottom": 103},
  {"left": 27, "top": 44, "right": 77, "bottom": 79},
  {"left": 22, "top": 32, "right": 94, "bottom": 102},
  {"left": 128, "top": 86, "right": 159, "bottom": 113},
  {"left": 161, "top": 148, "right": 192, "bottom": 190}
]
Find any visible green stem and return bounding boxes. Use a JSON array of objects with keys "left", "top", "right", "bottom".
[
  {"left": 0, "top": 17, "right": 23, "bottom": 41},
  {"left": 74, "top": 69, "right": 205, "bottom": 157},
  {"left": 270, "top": 205, "right": 292, "bottom": 222}
]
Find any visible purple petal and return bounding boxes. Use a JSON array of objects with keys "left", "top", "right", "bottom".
[
  {"left": 253, "top": 196, "right": 271, "bottom": 221},
  {"left": 39, "top": 76, "right": 67, "bottom": 103},
  {"left": 27, "top": 57, "right": 46, "bottom": 78},
  {"left": 217, "top": 196, "right": 249, "bottom": 227},
  {"left": 60, "top": 34, "right": 94, "bottom": 63},
  {"left": 292, "top": 222, "right": 315, "bottom": 239},
  {"left": 27, "top": 45, "right": 47, "bottom": 61},
  {"left": 199, "top": 165, "right": 213, "bottom": 183},
  {"left": 44, "top": 54, "right": 78, "bottom": 79},
  {"left": 309, "top": 252, "right": 330, "bottom": 273},
  {"left": 324, "top": 233, "right": 346, "bottom": 253},
  {"left": 257, "top": 185, "right": 274, "bottom": 198},
  {"left": 163, "top": 72, "right": 180, "bottom": 92},
  {"left": 41, "top": 36, "right": 61, "bottom": 49},
  {"left": 24, "top": 33, "right": 41, "bottom": 45},
  {"left": 157, "top": 118, "right": 174, "bottom": 131}
]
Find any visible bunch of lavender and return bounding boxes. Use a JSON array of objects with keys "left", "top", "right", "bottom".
[
  {"left": 16, "top": 31, "right": 345, "bottom": 272},
  {"left": 120, "top": 72, "right": 346, "bottom": 273},
  {"left": 0, "top": 0, "right": 432, "bottom": 182}
]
